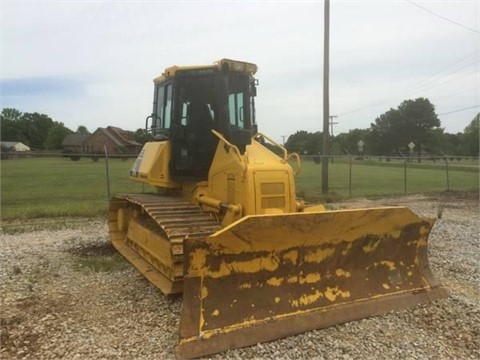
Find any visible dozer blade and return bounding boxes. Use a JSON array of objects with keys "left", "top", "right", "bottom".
[{"left": 176, "top": 206, "right": 447, "bottom": 359}]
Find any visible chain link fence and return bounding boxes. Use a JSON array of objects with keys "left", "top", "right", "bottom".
[
  {"left": 1, "top": 152, "right": 478, "bottom": 220},
  {"left": 296, "top": 155, "right": 479, "bottom": 199}
]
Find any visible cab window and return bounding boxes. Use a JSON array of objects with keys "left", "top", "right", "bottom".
[
  {"left": 228, "top": 93, "right": 244, "bottom": 129},
  {"left": 154, "top": 82, "right": 172, "bottom": 131}
]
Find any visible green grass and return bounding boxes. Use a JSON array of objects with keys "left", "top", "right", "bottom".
[
  {"left": 295, "top": 157, "right": 479, "bottom": 199},
  {"left": 1, "top": 157, "right": 154, "bottom": 220},
  {"left": 1, "top": 156, "right": 478, "bottom": 220},
  {"left": 66, "top": 241, "right": 129, "bottom": 273},
  {"left": 73, "top": 254, "right": 129, "bottom": 273}
]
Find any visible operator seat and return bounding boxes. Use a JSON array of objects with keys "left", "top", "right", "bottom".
[{"left": 185, "top": 101, "right": 216, "bottom": 175}]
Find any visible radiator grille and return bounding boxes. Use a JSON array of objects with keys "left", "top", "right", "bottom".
[{"left": 260, "top": 182, "right": 285, "bottom": 209}]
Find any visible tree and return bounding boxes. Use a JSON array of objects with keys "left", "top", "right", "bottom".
[
  {"left": 425, "top": 130, "right": 463, "bottom": 155},
  {"left": 133, "top": 128, "right": 153, "bottom": 145},
  {"left": 44, "top": 123, "right": 73, "bottom": 150},
  {"left": 1, "top": 108, "right": 25, "bottom": 142},
  {"left": 461, "top": 114, "right": 479, "bottom": 156},
  {"left": 334, "top": 128, "right": 370, "bottom": 155},
  {"left": 1, "top": 108, "right": 74, "bottom": 149},
  {"left": 285, "top": 131, "right": 323, "bottom": 155},
  {"left": 444, "top": 132, "right": 463, "bottom": 155},
  {"left": 76, "top": 125, "right": 90, "bottom": 135},
  {"left": 0, "top": 108, "right": 22, "bottom": 122},
  {"left": 370, "top": 98, "right": 440, "bottom": 157},
  {"left": 20, "top": 112, "right": 55, "bottom": 149},
  {"left": 369, "top": 108, "right": 403, "bottom": 155}
]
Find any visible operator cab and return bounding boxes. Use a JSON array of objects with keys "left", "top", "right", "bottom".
[{"left": 147, "top": 59, "right": 258, "bottom": 180}]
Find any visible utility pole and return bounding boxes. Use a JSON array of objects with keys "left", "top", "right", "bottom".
[
  {"left": 322, "top": 0, "right": 330, "bottom": 194},
  {"left": 281, "top": 135, "right": 288, "bottom": 145},
  {"left": 329, "top": 115, "right": 338, "bottom": 164},
  {"left": 329, "top": 115, "right": 338, "bottom": 136}
]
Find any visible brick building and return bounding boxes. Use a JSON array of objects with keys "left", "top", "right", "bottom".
[
  {"left": 61, "top": 134, "right": 88, "bottom": 154},
  {"left": 84, "top": 126, "right": 141, "bottom": 155}
]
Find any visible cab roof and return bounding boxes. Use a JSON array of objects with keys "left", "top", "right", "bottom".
[{"left": 153, "top": 58, "right": 257, "bottom": 83}]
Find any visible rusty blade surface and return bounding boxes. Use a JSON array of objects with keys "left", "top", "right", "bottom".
[{"left": 176, "top": 206, "right": 447, "bottom": 359}]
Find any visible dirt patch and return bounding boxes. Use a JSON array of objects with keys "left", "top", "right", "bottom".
[
  {"left": 1, "top": 296, "right": 52, "bottom": 357},
  {"left": 1, "top": 321, "right": 40, "bottom": 358},
  {"left": 65, "top": 242, "right": 117, "bottom": 257}
]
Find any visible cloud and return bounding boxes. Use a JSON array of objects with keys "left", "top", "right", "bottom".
[
  {"left": 1, "top": 0, "right": 478, "bottom": 142},
  {"left": 1, "top": 77, "right": 84, "bottom": 97}
]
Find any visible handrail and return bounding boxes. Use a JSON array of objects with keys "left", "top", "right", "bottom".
[
  {"left": 253, "top": 133, "right": 288, "bottom": 161},
  {"left": 253, "top": 132, "right": 301, "bottom": 176},
  {"left": 286, "top": 152, "right": 301, "bottom": 176},
  {"left": 211, "top": 129, "right": 244, "bottom": 164}
]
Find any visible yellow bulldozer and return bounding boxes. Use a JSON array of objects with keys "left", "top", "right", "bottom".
[{"left": 108, "top": 59, "right": 447, "bottom": 358}]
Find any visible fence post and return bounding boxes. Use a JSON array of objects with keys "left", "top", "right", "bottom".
[
  {"left": 441, "top": 152, "right": 450, "bottom": 191},
  {"left": 344, "top": 149, "right": 353, "bottom": 198},
  {"left": 104, "top": 145, "right": 111, "bottom": 201},
  {"left": 399, "top": 151, "right": 407, "bottom": 194},
  {"left": 349, "top": 156, "right": 352, "bottom": 198}
]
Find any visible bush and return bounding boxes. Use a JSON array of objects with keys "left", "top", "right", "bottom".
[
  {"left": 62, "top": 150, "right": 81, "bottom": 161},
  {"left": 90, "top": 152, "right": 101, "bottom": 162}
]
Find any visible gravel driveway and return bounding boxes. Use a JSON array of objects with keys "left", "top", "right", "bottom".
[{"left": 1, "top": 192, "right": 478, "bottom": 359}]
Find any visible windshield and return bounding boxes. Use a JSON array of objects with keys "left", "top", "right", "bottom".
[
  {"left": 152, "top": 69, "right": 257, "bottom": 179},
  {"left": 173, "top": 71, "right": 255, "bottom": 135}
]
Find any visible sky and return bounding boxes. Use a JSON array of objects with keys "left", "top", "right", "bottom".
[{"left": 1, "top": 0, "right": 479, "bottom": 144}]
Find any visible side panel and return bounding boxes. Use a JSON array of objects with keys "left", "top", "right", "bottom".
[
  {"left": 207, "top": 138, "right": 298, "bottom": 218},
  {"left": 129, "top": 141, "right": 180, "bottom": 188},
  {"left": 176, "top": 207, "right": 447, "bottom": 358},
  {"left": 253, "top": 170, "right": 295, "bottom": 214}
]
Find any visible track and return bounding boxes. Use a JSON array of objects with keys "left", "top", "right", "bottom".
[{"left": 108, "top": 193, "right": 221, "bottom": 294}]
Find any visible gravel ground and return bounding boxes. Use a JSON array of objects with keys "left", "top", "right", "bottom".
[{"left": 1, "top": 191, "right": 479, "bottom": 359}]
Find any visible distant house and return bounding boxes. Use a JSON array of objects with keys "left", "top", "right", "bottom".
[
  {"left": 62, "top": 134, "right": 88, "bottom": 154},
  {"left": 84, "top": 126, "right": 141, "bottom": 155},
  {"left": 0, "top": 142, "right": 31, "bottom": 159},
  {"left": 0, "top": 141, "right": 31, "bottom": 152}
]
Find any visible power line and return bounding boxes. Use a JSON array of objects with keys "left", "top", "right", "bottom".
[
  {"left": 431, "top": 86, "right": 480, "bottom": 102},
  {"left": 402, "top": 51, "right": 478, "bottom": 94},
  {"left": 395, "top": 105, "right": 479, "bottom": 124},
  {"left": 329, "top": 115, "right": 338, "bottom": 136},
  {"left": 337, "top": 52, "right": 478, "bottom": 117},
  {"left": 359, "top": 105, "right": 479, "bottom": 131},
  {"left": 406, "top": 69, "right": 478, "bottom": 95},
  {"left": 405, "top": 0, "right": 480, "bottom": 34},
  {"left": 437, "top": 105, "right": 479, "bottom": 117},
  {"left": 402, "top": 59, "right": 479, "bottom": 95}
]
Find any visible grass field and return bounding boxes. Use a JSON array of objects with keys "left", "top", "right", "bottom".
[
  {"left": 1, "top": 157, "right": 154, "bottom": 220},
  {"left": 1, "top": 156, "right": 478, "bottom": 220},
  {"left": 297, "top": 157, "right": 479, "bottom": 200}
]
